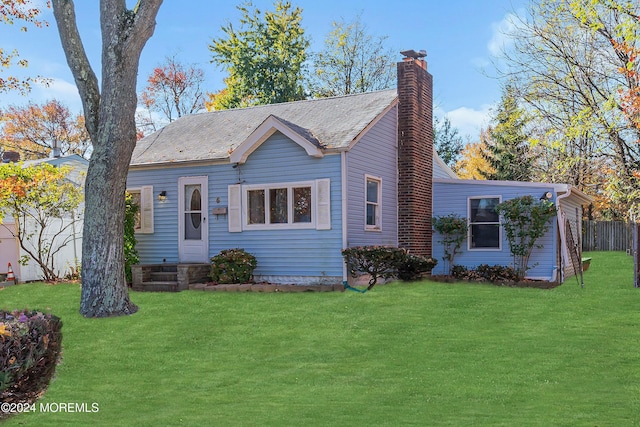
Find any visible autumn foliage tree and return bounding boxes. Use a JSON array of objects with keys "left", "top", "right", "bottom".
[
  {"left": 0, "top": 162, "right": 83, "bottom": 281},
  {"left": 501, "top": 0, "right": 640, "bottom": 217},
  {"left": 0, "top": 0, "right": 49, "bottom": 94},
  {"left": 1, "top": 100, "right": 91, "bottom": 159},
  {"left": 453, "top": 139, "right": 495, "bottom": 180},
  {"left": 568, "top": 0, "right": 640, "bottom": 217},
  {"left": 138, "top": 55, "right": 206, "bottom": 133}
]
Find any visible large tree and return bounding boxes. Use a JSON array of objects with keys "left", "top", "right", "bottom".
[
  {"left": 1, "top": 100, "right": 91, "bottom": 159},
  {"left": 310, "top": 14, "right": 396, "bottom": 97},
  {"left": 138, "top": 55, "right": 206, "bottom": 134},
  {"left": 52, "top": 0, "right": 163, "bottom": 318},
  {"left": 500, "top": 0, "right": 640, "bottom": 216},
  {"left": 207, "top": 0, "right": 309, "bottom": 110}
]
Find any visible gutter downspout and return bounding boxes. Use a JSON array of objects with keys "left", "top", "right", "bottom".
[{"left": 341, "top": 151, "right": 348, "bottom": 285}]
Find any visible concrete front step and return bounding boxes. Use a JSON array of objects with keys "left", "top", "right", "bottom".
[
  {"left": 150, "top": 272, "right": 178, "bottom": 282},
  {"left": 132, "top": 263, "right": 210, "bottom": 292},
  {"left": 132, "top": 281, "right": 180, "bottom": 292}
]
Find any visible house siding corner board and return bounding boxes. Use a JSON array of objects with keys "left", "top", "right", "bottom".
[
  {"left": 127, "top": 131, "right": 344, "bottom": 284},
  {"left": 558, "top": 196, "right": 584, "bottom": 279},
  {"left": 346, "top": 106, "right": 398, "bottom": 247},
  {"left": 432, "top": 181, "right": 558, "bottom": 280}
]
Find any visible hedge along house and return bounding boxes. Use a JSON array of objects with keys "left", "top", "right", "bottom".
[
  {"left": 127, "top": 51, "right": 434, "bottom": 287},
  {"left": 431, "top": 179, "right": 593, "bottom": 283}
]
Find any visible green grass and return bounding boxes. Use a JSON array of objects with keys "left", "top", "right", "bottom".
[{"left": 1, "top": 251, "right": 639, "bottom": 426}]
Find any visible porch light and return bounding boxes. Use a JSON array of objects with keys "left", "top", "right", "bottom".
[{"left": 158, "top": 190, "right": 167, "bottom": 201}]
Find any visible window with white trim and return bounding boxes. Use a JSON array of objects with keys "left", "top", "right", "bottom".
[
  {"left": 365, "top": 175, "right": 381, "bottom": 231},
  {"left": 468, "top": 196, "right": 500, "bottom": 249},
  {"left": 126, "top": 186, "right": 154, "bottom": 234},
  {"left": 232, "top": 179, "right": 330, "bottom": 231}
]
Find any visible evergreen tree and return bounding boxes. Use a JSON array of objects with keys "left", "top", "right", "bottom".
[
  {"left": 433, "top": 116, "right": 464, "bottom": 167},
  {"left": 481, "top": 84, "right": 533, "bottom": 181}
]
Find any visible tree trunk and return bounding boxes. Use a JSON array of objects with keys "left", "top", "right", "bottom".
[
  {"left": 80, "top": 142, "right": 138, "bottom": 317},
  {"left": 53, "top": 0, "right": 163, "bottom": 317}
]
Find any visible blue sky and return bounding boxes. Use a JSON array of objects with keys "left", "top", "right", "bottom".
[{"left": 1, "top": 0, "right": 527, "bottom": 140}]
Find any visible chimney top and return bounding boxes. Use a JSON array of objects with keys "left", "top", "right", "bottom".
[
  {"left": 400, "top": 49, "right": 427, "bottom": 70},
  {"left": 400, "top": 49, "right": 427, "bottom": 60}
]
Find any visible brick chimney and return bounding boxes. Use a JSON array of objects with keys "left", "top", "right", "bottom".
[{"left": 397, "top": 50, "right": 433, "bottom": 258}]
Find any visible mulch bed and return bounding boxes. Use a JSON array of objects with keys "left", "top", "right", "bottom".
[{"left": 429, "top": 275, "right": 561, "bottom": 289}]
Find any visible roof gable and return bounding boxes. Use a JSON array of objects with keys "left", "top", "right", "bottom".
[{"left": 229, "top": 115, "right": 324, "bottom": 164}]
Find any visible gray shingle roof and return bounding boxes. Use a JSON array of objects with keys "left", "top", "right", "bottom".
[{"left": 131, "top": 89, "right": 398, "bottom": 166}]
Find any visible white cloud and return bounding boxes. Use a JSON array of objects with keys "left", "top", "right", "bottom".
[
  {"left": 442, "top": 104, "right": 494, "bottom": 140},
  {"left": 487, "top": 13, "right": 518, "bottom": 57},
  {"left": 33, "top": 78, "right": 81, "bottom": 111}
]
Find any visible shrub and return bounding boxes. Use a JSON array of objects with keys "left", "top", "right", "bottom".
[
  {"left": 432, "top": 214, "right": 467, "bottom": 275},
  {"left": 124, "top": 193, "right": 139, "bottom": 285},
  {"left": 342, "top": 246, "right": 437, "bottom": 289},
  {"left": 451, "top": 264, "right": 519, "bottom": 283},
  {"left": 342, "top": 246, "right": 406, "bottom": 289},
  {"left": 0, "top": 310, "right": 63, "bottom": 417},
  {"left": 397, "top": 254, "right": 438, "bottom": 281},
  {"left": 210, "top": 248, "right": 257, "bottom": 284},
  {"left": 495, "top": 195, "right": 556, "bottom": 280},
  {"left": 476, "top": 264, "right": 519, "bottom": 282},
  {"left": 451, "top": 265, "right": 469, "bottom": 279}
]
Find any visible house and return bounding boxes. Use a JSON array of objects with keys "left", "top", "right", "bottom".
[
  {"left": 0, "top": 153, "right": 87, "bottom": 282},
  {"left": 128, "top": 51, "right": 591, "bottom": 288},
  {"left": 432, "top": 179, "right": 592, "bottom": 282}
]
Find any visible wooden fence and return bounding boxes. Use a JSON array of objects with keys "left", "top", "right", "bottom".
[{"left": 582, "top": 220, "right": 634, "bottom": 251}]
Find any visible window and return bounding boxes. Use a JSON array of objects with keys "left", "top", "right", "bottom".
[
  {"left": 365, "top": 175, "right": 381, "bottom": 230},
  {"left": 126, "top": 186, "right": 154, "bottom": 234},
  {"left": 129, "top": 190, "right": 142, "bottom": 231},
  {"left": 468, "top": 196, "right": 500, "bottom": 249},
  {"left": 241, "top": 181, "right": 318, "bottom": 229}
]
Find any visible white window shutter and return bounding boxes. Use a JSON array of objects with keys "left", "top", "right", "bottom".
[
  {"left": 228, "top": 184, "right": 242, "bottom": 232},
  {"left": 315, "top": 178, "right": 331, "bottom": 230},
  {"left": 140, "top": 185, "right": 154, "bottom": 234}
]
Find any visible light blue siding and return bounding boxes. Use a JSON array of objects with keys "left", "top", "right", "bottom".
[
  {"left": 432, "top": 180, "right": 559, "bottom": 279},
  {"left": 345, "top": 106, "right": 398, "bottom": 247},
  {"left": 127, "top": 131, "right": 343, "bottom": 282}
]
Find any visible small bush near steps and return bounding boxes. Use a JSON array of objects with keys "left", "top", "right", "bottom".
[
  {"left": 210, "top": 248, "right": 258, "bottom": 284},
  {"left": 0, "top": 310, "right": 63, "bottom": 419}
]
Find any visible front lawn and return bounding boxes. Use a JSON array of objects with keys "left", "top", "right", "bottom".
[{"left": 1, "top": 251, "right": 639, "bottom": 426}]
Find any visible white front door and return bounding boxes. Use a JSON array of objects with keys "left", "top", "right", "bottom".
[{"left": 178, "top": 176, "right": 208, "bottom": 263}]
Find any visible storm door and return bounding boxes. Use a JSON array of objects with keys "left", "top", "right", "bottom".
[{"left": 178, "top": 176, "right": 208, "bottom": 262}]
